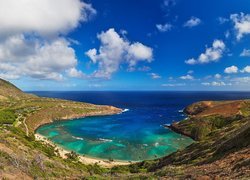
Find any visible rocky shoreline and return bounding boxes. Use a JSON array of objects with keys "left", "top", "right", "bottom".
[{"left": 164, "top": 123, "right": 194, "bottom": 139}]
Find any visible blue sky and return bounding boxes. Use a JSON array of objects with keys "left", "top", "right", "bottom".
[{"left": 0, "top": 0, "right": 250, "bottom": 91}]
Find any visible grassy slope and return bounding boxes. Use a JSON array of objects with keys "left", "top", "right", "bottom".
[
  {"left": 0, "top": 79, "right": 249, "bottom": 179},
  {"left": 113, "top": 100, "right": 250, "bottom": 179},
  {"left": 0, "top": 79, "right": 124, "bottom": 179}
]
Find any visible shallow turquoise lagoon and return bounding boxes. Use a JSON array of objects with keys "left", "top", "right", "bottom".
[{"left": 36, "top": 113, "right": 193, "bottom": 161}]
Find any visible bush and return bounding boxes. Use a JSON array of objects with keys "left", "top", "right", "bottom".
[
  {"left": 0, "top": 110, "right": 16, "bottom": 125},
  {"left": 211, "top": 117, "right": 226, "bottom": 129},
  {"left": 191, "top": 125, "right": 211, "bottom": 141},
  {"left": 65, "top": 151, "right": 79, "bottom": 161}
]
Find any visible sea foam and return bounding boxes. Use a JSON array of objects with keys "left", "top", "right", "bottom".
[
  {"left": 72, "top": 136, "right": 84, "bottom": 141},
  {"left": 122, "top": 108, "right": 129, "bottom": 113},
  {"left": 99, "top": 138, "right": 113, "bottom": 142}
]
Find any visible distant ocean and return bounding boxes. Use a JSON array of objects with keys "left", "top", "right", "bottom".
[{"left": 32, "top": 91, "right": 250, "bottom": 161}]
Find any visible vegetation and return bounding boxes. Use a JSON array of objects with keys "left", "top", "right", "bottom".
[
  {"left": 0, "top": 78, "right": 249, "bottom": 179},
  {"left": 0, "top": 110, "right": 16, "bottom": 125}
]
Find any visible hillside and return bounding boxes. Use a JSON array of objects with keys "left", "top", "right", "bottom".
[
  {"left": 0, "top": 79, "right": 124, "bottom": 179},
  {"left": 118, "top": 100, "right": 250, "bottom": 179},
  {"left": 0, "top": 79, "right": 34, "bottom": 100},
  {"left": 0, "top": 79, "right": 249, "bottom": 179}
]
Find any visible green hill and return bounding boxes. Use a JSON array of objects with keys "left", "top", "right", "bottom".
[
  {"left": 0, "top": 79, "right": 34, "bottom": 100},
  {"left": 0, "top": 79, "right": 249, "bottom": 179}
]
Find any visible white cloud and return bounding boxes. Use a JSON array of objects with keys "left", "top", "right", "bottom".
[
  {"left": 85, "top": 49, "right": 97, "bottom": 63},
  {"left": 201, "top": 81, "right": 231, "bottom": 86},
  {"left": 241, "top": 66, "right": 250, "bottom": 73},
  {"left": 156, "top": 23, "right": 172, "bottom": 32},
  {"left": 180, "top": 74, "right": 194, "bottom": 80},
  {"left": 67, "top": 68, "right": 85, "bottom": 78},
  {"left": 185, "top": 58, "right": 197, "bottom": 65},
  {"left": 0, "top": 0, "right": 95, "bottom": 81},
  {"left": 0, "top": 0, "right": 96, "bottom": 38},
  {"left": 138, "top": 66, "right": 151, "bottom": 72},
  {"left": 85, "top": 28, "right": 153, "bottom": 79},
  {"left": 149, "top": 73, "right": 161, "bottom": 79},
  {"left": 185, "top": 40, "right": 225, "bottom": 65},
  {"left": 183, "top": 17, "right": 201, "bottom": 28},
  {"left": 0, "top": 36, "right": 80, "bottom": 81},
  {"left": 240, "top": 49, "right": 250, "bottom": 57},
  {"left": 231, "top": 77, "right": 250, "bottom": 84},
  {"left": 224, "top": 65, "right": 238, "bottom": 74},
  {"left": 127, "top": 42, "right": 153, "bottom": 66},
  {"left": 162, "top": 83, "right": 185, "bottom": 87},
  {"left": 218, "top": 17, "right": 229, "bottom": 24},
  {"left": 214, "top": 74, "right": 221, "bottom": 79},
  {"left": 230, "top": 13, "right": 250, "bottom": 40}
]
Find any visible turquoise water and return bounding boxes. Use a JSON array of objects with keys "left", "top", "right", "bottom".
[
  {"left": 37, "top": 113, "right": 193, "bottom": 161},
  {"left": 34, "top": 91, "right": 250, "bottom": 161}
]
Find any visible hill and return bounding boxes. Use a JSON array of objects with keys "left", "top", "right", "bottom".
[
  {"left": 118, "top": 100, "right": 250, "bottom": 179},
  {"left": 0, "top": 79, "right": 34, "bottom": 100},
  {"left": 0, "top": 79, "right": 249, "bottom": 179}
]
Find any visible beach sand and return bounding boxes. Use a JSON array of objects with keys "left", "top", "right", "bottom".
[{"left": 35, "top": 133, "right": 132, "bottom": 168}]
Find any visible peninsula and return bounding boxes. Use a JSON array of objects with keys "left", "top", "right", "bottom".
[{"left": 0, "top": 79, "right": 249, "bottom": 179}]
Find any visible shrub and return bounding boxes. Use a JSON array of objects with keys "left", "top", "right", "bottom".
[
  {"left": 0, "top": 110, "right": 16, "bottom": 125},
  {"left": 65, "top": 151, "right": 79, "bottom": 161},
  {"left": 191, "top": 125, "right": 211, "bottom": 141}
]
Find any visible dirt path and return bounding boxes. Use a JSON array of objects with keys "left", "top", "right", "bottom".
[{"left": 23, "top": 117, "right": 29, "bottom": 136}]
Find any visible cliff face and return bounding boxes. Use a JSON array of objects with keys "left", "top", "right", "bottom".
[
  {"left": 171, "top": 100, "right": 249, "bottom": 140},
  {"left": 183, "top": 100, "right": 246, "bottom": 117}
]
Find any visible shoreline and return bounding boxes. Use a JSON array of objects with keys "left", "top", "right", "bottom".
[
  {"left": 30, "top": 105, "right": 123, "bottom": 133},
  {"left": 35, "top": 133, "right": 134, "bottom": 168},
  {"left": 164, "top": 123, "right": 194, "bottom": 140}
]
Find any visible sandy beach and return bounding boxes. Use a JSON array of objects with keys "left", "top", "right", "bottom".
[{"left": 35, "top": 133, "right": 132, "bottom": 168}]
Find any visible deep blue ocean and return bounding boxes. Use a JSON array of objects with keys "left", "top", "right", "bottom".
[{"left": 32, "top": 91, "right": 250, "bottom": 161}]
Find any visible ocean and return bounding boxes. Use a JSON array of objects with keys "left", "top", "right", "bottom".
[{"left": 32, "top": 91, "right": 250, "bottom": 161}]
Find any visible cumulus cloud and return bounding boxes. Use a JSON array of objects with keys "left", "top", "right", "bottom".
[
  {"left": 0, "top": 0, "right": 96, "bottom": 38},
  {"left": 85, "top": 28, "right": 153, "bottom": 79},
  {"left": 156, "top": 23, "right": 172, "bottom": 32},
  {"left": 241, "top": 66, "right": 250, "bottom": 73},
  {"left": 185, "top": 58, "right": 197, "bottom": 65},
  {"left": 0, "top": 36, "right": 81, "bottom": 80},
  {"left": 214, "top": 73, "right": 222, "bottom": 79},
  {"left": 149, "top": 73, "right": 161, "bottom": 79},
  {"left": 183, "top": 17, "right": 201, "bottom": 28},
  {"left": 240, "top": 49, "right": 250, "bottom": 57},
  {"left": 0, "top": 0, "right": 95, "bottom": 81},
  {"left": 224, "top": 65, "right": 238, "bottom": 74},
  {"left": 185, "top": 40, "right": 225, "bottom": 65},
  {"left": 180, "top": 74, "right": 194, "bottom": 80},
  {"left": 230, "top": 13, "right": 250, "bottom": 40},
  {"left": 67, "top": 68, "right": 85, "bottom": 78}
]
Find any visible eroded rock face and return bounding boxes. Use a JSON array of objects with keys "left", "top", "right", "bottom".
[
  {"left": 183, "top": 100, "right": 247, "bottom": 117},
  {"left": 184, "top": 101, "right": 212, "bottom": 115}
]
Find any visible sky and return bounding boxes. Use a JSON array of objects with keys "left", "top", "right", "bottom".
[{"left": 0, "top": 0, "right": 250, "bottom": 91}]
